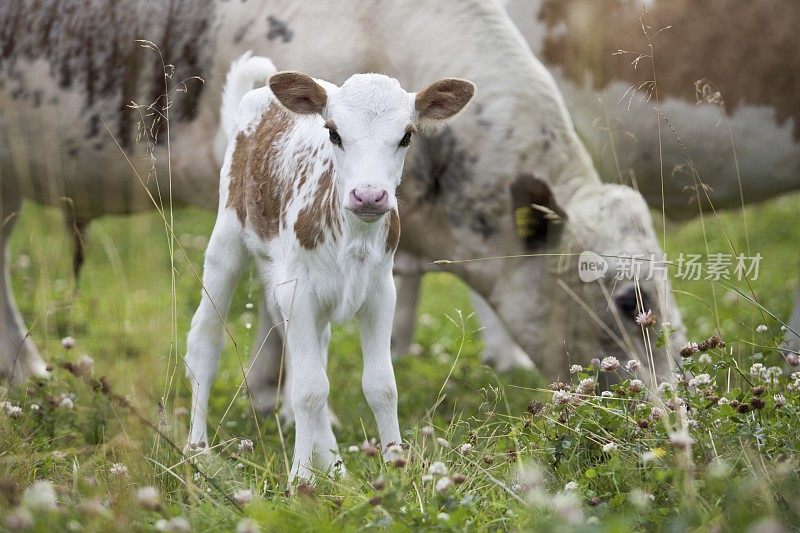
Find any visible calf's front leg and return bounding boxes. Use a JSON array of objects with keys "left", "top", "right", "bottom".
[
  {"left": 278, "top": 288, "right": 332, "bottom": 481},
  {"left": 359, "top": 272, "right": 402, "bottom": 459}
]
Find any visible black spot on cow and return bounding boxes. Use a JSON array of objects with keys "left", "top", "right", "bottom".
[
  {"left": 409, "top": 129, "right": 500, "bottom": 238},
  {"left": 510, "top": 174, "right": 566, "bottom": 251},
  {"left": 234, "top": 21, "right": 254, "bottom": 44},
  {"left": 267, "top": 15, "right": 293, "bottom": 43},
  {"left": 0, "top": 0, "right": 215, "bottom": 148}
]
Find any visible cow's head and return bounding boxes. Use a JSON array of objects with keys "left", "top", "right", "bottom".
[
  {"left": 559, "top": 183, "right": 687, "bottom": 385},
  {"left": 269, "top": 72, "right": 474, "bottom": 222},
  {"left": 490, "top": 176, "right": 686, "bottom": 385}
]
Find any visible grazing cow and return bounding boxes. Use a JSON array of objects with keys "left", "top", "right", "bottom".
[
  {"left": 185, "top": 53, "right": 474, "bottom": 479},
  {"left": 0, "top": 1, "right": 685, "bottom": 394}
]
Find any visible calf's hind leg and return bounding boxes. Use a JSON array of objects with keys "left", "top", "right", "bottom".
[
  {"left": 0, "top": 187, "right": 48, "bottom": 384},
  {"left": 186, "top": 213, "right": 247, "bottom": 448}
]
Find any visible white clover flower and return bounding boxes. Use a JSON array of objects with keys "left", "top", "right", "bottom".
[
  {"left": 238, "top": 438, "right": 254, "bottom": 454},
  {"left": 110, "top": 463, "right": 128, "bottom": 477},
  {"left": 421, "top": 425, "right": 435, "bottom": 437},
  {"left": 435, "top": 477, "right": 452, "bottom": 493},
  {"left": 628, "top": 379, "right": 644, "bottom": 393},
  {"left": 23, "top": 480, "right": 58, "bottom": 511},
  {"left": 698, "top": 353, "right": 712, "bottom": 365},
  {"left": 155, "top": 519, "right": 171, "bottom": 532},
  {"left": 564, "top": 481, "right": 578, "bottom": 491},
  {"left": 233, "top": 489, "right": 253, "bottom": 506},
  {"left": 756, "top": 324, "right": 768, "bottom": 333},
  {"left": 625, "top": 360, "right": 641, "bottom": 373},
  {"left": 437, "top": 512, "right": 450, "bottom": 521},
  {"left": 6, "top": 404, "right": 22, "bottom": 418},
  {"left": 236, "top": 518, "right": 260, "bottom": 533},
  {"left": 347, "top": 445, "right": 359, "bottom": 453},
  {"left": 436, "top": 437, "right": 450, "bottom": 448},
  {"left": 657, "top": 382, "right": 673, "bottom": 396},
  {"left": 689, "top": 373, "right": 712, "bottom": 387},
  {"left": 635, "top": 309, "right": 656, "bottom": 328},
  {"left": 136, "top": 486, "right": 160, "bottom": 510},
  {"left": 576, "top": 378, "right": 596, "bottom": 395},
  {"left": 602, "top": 442, "right": 617, "bottom": 452},
  {"left": 569, "top": 364, "right": 583, "bottom": 374},
  {"left": 774, "top": 394, "right": 787, "bottom": 407},
  {"left": 428, "top": 461, "right": 449, "bottom": 477},
  {"left": 458, "top": 443, "right": 473, "bottom": 454},
  {"left": 718, "top": 397, "right": 730, "bottom": 405},
  {"left": 600, "top": 391, "right": 613, "bottom": 398},
  {"left": 30, "top": 403, "right": 40, "bottom": 412},
  {"left": 61, "top": 336, "right": 76, "bottom": 349},
  {"left": 553, "top": 390, "right": 576, "bottom": 405},
  {"left": 600, "top": 356, "right": 620, "bottom": 372},
  {"left": 650, "top": 407, "right": 664, "bottom": 421},
  {"left": 750, "top": 363, "right": 765, "bottom": 378},
  {"left": 59, "top": 397, "right": 74, "bottom": 410},
  {"left": 764, "top": 366, "right": 782, "bottom": 385},
  {"left": 421, "top": 474, "right": 433, "bottom": 483}
]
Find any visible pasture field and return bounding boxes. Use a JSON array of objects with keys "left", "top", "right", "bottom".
[{"left": 1, "top": 191, "right": 799, "bottom": 532}]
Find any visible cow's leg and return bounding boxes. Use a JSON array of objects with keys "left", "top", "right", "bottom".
[
  {"left": 359, "top": 271, "right": 401, "bottom": 459},
  {"left": 0, "top": 187, "right": 48, "bottom": 384},
  {"left": 470, "top": 290, "right": 535, "bottom": 371},
  {"left": 186, "top": 213, "right": 246, "bottom": 448},
  {"left": 391, "top": 271, "right": 422, "bottom": 359},
  {"left": 783, "top": 285, "right": 800, "bottom": 359},
  {"left": 246, "top": 292, "right": 286, "bottom": 416}
]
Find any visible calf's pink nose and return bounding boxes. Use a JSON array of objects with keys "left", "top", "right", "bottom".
[{"left": 349, "top": 187, "right": 388, "bottom": 211}]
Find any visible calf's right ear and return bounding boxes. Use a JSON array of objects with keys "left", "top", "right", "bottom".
[{"left": 269, "top": 71, "right": 327, "bottom": 115}]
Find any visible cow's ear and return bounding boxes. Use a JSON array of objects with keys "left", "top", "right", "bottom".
[
  {"left": 415, "top": 78, "right": 475, "bottom": 126},
  {"left": 269, "top": 71, "right": 327, "bottom": 115},
  {"left": 511, "top": 175, "right": 567, "bottom": 251}
]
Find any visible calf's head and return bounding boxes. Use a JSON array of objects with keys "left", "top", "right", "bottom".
[{"left": 269, "top": 72, "right": 475, "bottom": 222}]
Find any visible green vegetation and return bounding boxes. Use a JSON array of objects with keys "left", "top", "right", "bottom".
[{"left": 1, "top": 192, "right": 798, "bottom": 531}]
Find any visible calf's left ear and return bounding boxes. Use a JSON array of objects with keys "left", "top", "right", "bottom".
[
  {"left": 269, "top": 71, "right": 327, "bottom": 115},
  {"left": 415, "top": 78, "right": 475, "bottom": 124}
]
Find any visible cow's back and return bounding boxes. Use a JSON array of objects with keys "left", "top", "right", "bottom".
[{"left": 508, "top": 0, "right": 800, "bottom": 217}]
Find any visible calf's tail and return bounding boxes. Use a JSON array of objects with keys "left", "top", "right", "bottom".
[{"left": 220, "top": 51, "right": 277, "bottom": 140}]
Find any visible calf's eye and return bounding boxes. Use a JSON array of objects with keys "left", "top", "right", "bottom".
[
  {"left": 329, "top": 129, "right": 342, "bottom": 147},
  {"left": 398, "top": 131, "right": 412, "bottom": 147}
]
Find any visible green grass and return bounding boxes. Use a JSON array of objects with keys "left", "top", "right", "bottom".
[{"left": 1, "top": 192, "right": 799, "bottom": 531}]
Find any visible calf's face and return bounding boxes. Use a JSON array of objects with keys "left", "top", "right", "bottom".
[{"left": 269, "top": 72, "right": 474, "bottom": 222}]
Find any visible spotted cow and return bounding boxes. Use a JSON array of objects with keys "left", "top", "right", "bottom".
[{"left": 0, "top": 1, "right": 686, "bottom": 398}]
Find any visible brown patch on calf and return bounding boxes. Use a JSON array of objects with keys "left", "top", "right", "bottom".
[
  {"left": 511, "top": 175, "right": 565, "bottom": 251},
  {"left": 385, "top": 209, "right": 400, "bottom": 253},
  {"left": 539, "top": 0, "right": 800, "bottom": 139},
  {"left": 294, "top": 162, "right": 340, "bottom": 249},
  {"left": 226, "top": 132, "right": 249, "bottom": 224}
]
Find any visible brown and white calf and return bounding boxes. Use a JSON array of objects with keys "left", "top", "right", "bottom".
[{"left": 185, "top": 54, "right": 474, "bottom": 480}]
